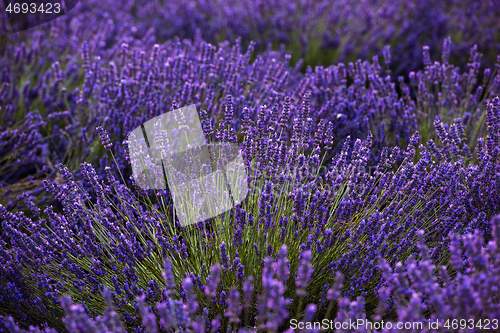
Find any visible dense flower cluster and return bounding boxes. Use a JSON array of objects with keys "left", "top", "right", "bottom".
[
  {"left": 2, "top": 35, "right": 499, "bottom": 204},
  {"left": 2, "top": 216, "right": 500, "bottom": 332},
  {"left": 1, "top": 0, "right": 500, "bottom": 332},
  {"left": 2, "top": 0, "right": 499, "bottom": 73},
  {"left": 1, "top": 0, "right": 500, "bottom": 194},
  {"left": 1, "top": 93, "right": 500, "bottom": 330}
]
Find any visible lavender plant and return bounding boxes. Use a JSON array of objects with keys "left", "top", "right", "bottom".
[
  {"left": 2, "top": 214, "right": 500, "bottom": 332},
  {"left": 1, "top": 95, "right": 500, "bottom": 330},
  {"left": 4, "top": 0, "right": 498, "bottom": 74},
  {"left": 2, "top": 36, "right": 499, "bottom": 205},
  {"left": 1, "top": 1, "right": 500, "bottom": 331},
  {"left": 1, "top": 0, "right": 500, "bottom": 201}
]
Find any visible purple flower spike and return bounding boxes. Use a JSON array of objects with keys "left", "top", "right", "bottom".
[
  {"left": 296, "top": 250, "right": 313, "bottom": 297},
  {"left": 96, "top": 126, "right": 113, "bottom": 150}
]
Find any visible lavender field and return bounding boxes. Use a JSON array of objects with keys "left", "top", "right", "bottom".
[{"left": 1, "top": 0, "right": 500, "bottom": 332}]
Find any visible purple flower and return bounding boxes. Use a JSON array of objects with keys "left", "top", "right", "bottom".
[
  {"left": 224, "top": 287, "right": 241, "bottom": 324},
  {"left": 296, "top": 250, "right": 313, "bottom": 297},
  {"left": 220, "top": 241, "right": 230, "bottom": 269},
  {"left": 204, "top": 264, "right": 221, "bottom": 299},
  {"left": 96, "top": 126, "right": 113, "bottom": 150}
]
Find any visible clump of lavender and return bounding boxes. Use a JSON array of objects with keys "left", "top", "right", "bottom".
[
  {"left": 2, "top": 97, "right": 500, "bottom": 330},
  {"left": 3, "top": 215, "right": 500, "bottom": 332},
  {"left": 1, "top": 2, "right": 500, "bottom": 331},
  {"left": 2, "top": 36, "right": 499, "bottom": 202}
]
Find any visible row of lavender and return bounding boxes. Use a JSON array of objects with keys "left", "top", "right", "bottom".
[
  {"left": 2, "top": 0, "right": 499, "bottom": 75},
  {"left": 2, "top": 35, "right": 499, "bottom": 204},
  {"left": 99, "top": 0, "right": 500, "bottom": 75},
  {"left": 3, "top": 222, "right": 500, "bottom": 333},
  {"left": 1, "top": 93, "right": 500, "bottom": 330}
]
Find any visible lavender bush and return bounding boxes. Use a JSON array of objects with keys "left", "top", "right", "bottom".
[
  {"left": 1, "top": 0, "right": 500, "bottom": 195},
  {"left": 2, "top": 36, "right": 500, "bottom": 206},
  {"left": 1, "top": 0, "right": 500, "bottom": 331},
  {"left": 1, "top": 94, "right": 500, "bottom": 330},
  {"left": 2, "top": 214, "right": 500, "bottom": 332}
]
